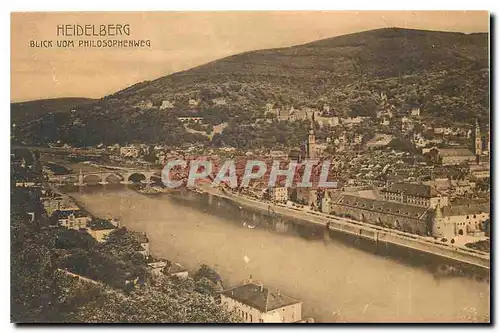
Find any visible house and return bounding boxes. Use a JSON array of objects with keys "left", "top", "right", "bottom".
[
  {"left": 177, "top": 116, "right": 203, "bottom": 124},
  {"left": 15, "top": 181, "right": 37, "bottom": 188},
  {"left": 221, "top": 281, "right": 302, "bottom": 323},
  {"left": 86, "top": 219, "right": 117, "bottom": 242},
  {"left": 135, "top": 100, "right": 154, "bottom": 110},
  {"left": 120, "top": 145, "right": 140, "bottom": 158},
  {"left": 409, "top": 106, "right": 420, "bottom": 117},
  {"left": 52, "top": 209, "right": 91, "bottom": 230},
  {"left": 130, "top": 231, "right": 150, "bottom": 257},
  {"left": 212, "top": 97, "right": 227, "bottom": 106},
  {"left": 268, "top": 186, "right": 288, "bottom": 203},
  {"left": 164, "top": 262, "right": 189, "bottom": 279},
  {"left": 160, "top": 100, "right": 175, "bottom": 110}
]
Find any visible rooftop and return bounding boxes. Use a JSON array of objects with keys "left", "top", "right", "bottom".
[
  {"left": 382, "top": 182, "right": 441, "bottom": 198},
  {"left": 222, "top": 282, "right": 300, "bottom": 313},
  {"left": 438, "top": 148, "right": 474, "bottom": 157},
  {"left": 334, "top": 194, "right": 429, "bottom": 219}
]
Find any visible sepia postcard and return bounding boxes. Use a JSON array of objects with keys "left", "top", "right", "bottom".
[{"left": 10, "top": 11, "right": 490, "bottom": 324}]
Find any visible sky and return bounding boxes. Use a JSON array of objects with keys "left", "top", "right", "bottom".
[{"left": 11, "top": 11, "right": 489, "bottom": 102}]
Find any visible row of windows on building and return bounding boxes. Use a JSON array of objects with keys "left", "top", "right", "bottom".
[
  {"left": 339, "top": 203, "right": 422, "bottom": 217},
  {"left": 237, "top": 309, "right": 253, "bottom": 323}
]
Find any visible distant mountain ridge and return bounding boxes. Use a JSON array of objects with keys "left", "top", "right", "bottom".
[
  {"left": 12, "top": 27, "right": 489, "bottom": 147},
  {"left": 11, "top": 97, "right": 96, "bottom": 123}
]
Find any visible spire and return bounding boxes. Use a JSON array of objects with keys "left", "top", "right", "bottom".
[{"left": 310, "top": 112, "right": 315, "bottom": 134}]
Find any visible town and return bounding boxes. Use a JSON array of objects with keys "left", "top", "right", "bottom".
[{"left": 11, "top": 15, "right": 491, "bottom": 324}]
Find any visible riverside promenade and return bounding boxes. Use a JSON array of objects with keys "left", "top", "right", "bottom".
[{"left": 200, "top": 185, "right": 490, "bottom": 271}]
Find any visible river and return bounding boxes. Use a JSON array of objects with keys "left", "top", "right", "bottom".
[{"left": 68, "top": 185, "right": 490, "bottom": 323}]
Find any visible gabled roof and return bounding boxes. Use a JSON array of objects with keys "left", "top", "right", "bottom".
[
  {"left": 52, "top": 209, "right": 89, "bottom": 219},
  {"left": 381, "top": 182, "right": 441, "bottom": 198},
  {"left": 334, "top": 194, "right": 429, "bottom": 220},
  {"left": 222, "top": 283, "right": 300, "bottom": 312},
  {"left": 442, "top": 204, "right": 490, "bottom": 217}
]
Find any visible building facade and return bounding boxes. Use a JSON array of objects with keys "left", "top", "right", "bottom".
[
  {"left": 380, "top": 183, "right": 448, "bottom": 208},
  {"left": 431, "top": 204, "right": 489, "bottom": 239},
  {"left": 329, "top": 194, "right": 431, "bottom": 235},
  {"left": 221, "top": 282, "right": 302, "bottom": 323}
]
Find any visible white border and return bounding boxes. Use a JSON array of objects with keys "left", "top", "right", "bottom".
[{"left": 3, "top": 1, "right": 497, "bottom": 332}]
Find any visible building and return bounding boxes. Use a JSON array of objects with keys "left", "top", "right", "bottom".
[
  {"left": 474, "top": 118, "right": 482, "bottom": 157},
  {"left": 409, "top": 106, "right": 420, "bottom": 117},
  {"left": 212, "top": 97, "right": 227, "bottom": 106},
  {"left": 437, "top": 148, "right": 475, "bottom": 165},
  {"left": 268, "top": 186, "right": 288, "bottom": 203},
  {"left": 330, "top": 193, "right": 431, "bottom": 235},
  {"left": 135, "top": 100, "right": 154, "bottom": 110},
  {"left": 431, "top": 204, "right": 489, "bottom": 239},
  {"left": 160, "top": 100, "right": 175, "bottom": 110},
  {"left": 52, "top": 209, "right": 91, "bottom": 230},
  {"left": 147, "top": 260, "right": 168, "bottom": 277},
  {"left": 120, "top": 145, "right": 140, "bottom": 158},
  {"left": 130, "top": 231, "right": 150, "bottom": 257},
  {"left": 177, "top": 116, "right": 203, "bottom": 124},
  {"left": 381, "top": 182, "right": 448, "bottom": 208},
  {"left": 221, "top": 281, "right": 302, "bottom": 323},
  {"left": 164, "top": 262, "right": 189, "bottom": 279},
  {"left": 307, "top": 113, "right": 316, "bottom": 159},
  {"left": 86, "top": 219, "right": 117, "bottom": 242},
  {"left": 470, "top": 164, "right": 490, "bottom": 179}
]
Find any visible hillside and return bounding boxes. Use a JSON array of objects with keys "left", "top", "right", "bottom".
[
  {"left": 11, "top": 97, "right": 96, "bottom": 123},
  {"left": 12, "top": 27, "right": 489, "bottom": 147}
]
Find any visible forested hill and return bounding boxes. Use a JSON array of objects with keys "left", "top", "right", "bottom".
[
  {"left": 12, "top": 27, "right": 489, "bottom": 147},
  {"left": 11, "top": 98, "right": 96, "bottom": 123}
]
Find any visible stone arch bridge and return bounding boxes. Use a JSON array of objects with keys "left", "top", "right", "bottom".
[{"left": 50, "top": 169, "right": 162, "bottom": 186}]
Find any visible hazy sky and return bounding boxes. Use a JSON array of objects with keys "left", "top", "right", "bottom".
[{"left": 11, "top": 11, "right": 489, "bottom": 102}]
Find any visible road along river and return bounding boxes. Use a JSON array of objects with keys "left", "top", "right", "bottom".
[{"left": 68, "top": 185, "right": 490, "bottom": 323}]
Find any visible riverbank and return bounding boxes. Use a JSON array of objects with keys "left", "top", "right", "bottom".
[
  {"left": 67, "top": 186, "right": 490, "bottom": 322},
  {"left": 200, "top": 185, "right": 490, "bottom": 272}
]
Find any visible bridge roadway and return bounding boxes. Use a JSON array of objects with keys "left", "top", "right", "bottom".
[
  {"left": 49, "top": 167, "right": 162, "bottom": 186},
  {"left": 200, "top": 185, "right": 490, "bottom": 271}
]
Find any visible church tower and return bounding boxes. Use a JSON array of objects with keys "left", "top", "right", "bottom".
[
  {"left": 474, "top": 118, "right": 482, "bottom": 157},
  {"left": 307, "top": 112, "right": 316, "bottom": 159}
]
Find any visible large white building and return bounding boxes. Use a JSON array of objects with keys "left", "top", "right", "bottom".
[{"left": 221, "top": 281, "right": 302, "bottom": 323}]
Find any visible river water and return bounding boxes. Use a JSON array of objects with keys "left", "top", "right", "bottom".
[{"left": 68, "top": 186, "right": 490, "bottom": 323}]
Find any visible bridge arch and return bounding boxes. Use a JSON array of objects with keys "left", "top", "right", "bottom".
[
  {"left": 83, "top": 174, "right": 102, "bottom": 185},
  {"left": 105, "top": 173, "right": 125, "bottom": 184},
  {"left": 128, "top": 173, "right": 147, "bottom": 183},
  {"left": 63, "top": 175, "right": 78, "bottom": 184}
]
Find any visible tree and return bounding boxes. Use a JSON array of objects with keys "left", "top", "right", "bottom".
[{"left": 69, "top": 276, "right": 239, "bottom": 323}]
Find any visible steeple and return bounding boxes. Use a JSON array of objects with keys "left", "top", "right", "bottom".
[
  {"left": 307, "top": 112, "right": 316, "bottom": 159},
  {"left": 474, "top": 118, "right": 482, "bottom": 157}
]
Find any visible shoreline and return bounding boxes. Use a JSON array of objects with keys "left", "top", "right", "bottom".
[{"left": 199, "top": 185, "right": 490, "bottom": 272}]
